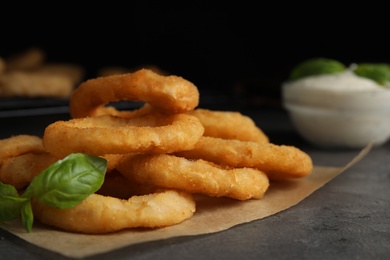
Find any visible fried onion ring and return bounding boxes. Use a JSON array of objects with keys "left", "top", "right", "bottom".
[
  {"left": 32, "top": 190, "right": 196, "bottom": 234},
  {"left": 69, "top": 68, "right": 200, "bottom": 118},
  {"left": 0, "top": 135, "right": 45, "bottom": 164},
  {"left": 174, "top": 136, "right": 313, "bottom": 180},
  {"left": 188, "top": 108, "right": 269, "bottom": 143},
  {"left": 0, "top": 152, "right": 58, "bottom": 189},
  {"left": 42, "top": 112, "right": 204, "bottom": 158},
  {"left": 92, "top": 106, "right": 270, "bottom": 144},
  {"left": 116, "top": 153, "right": 270, "bottom": 200}
]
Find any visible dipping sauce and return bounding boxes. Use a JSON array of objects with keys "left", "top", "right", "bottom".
[
  {"left": 282, "top": 67, "right": 390, "bottom": 148},
  {"left": 285, "top": 69, "right": 386, "bottom": 92}
]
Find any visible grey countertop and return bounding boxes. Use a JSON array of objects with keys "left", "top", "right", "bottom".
[{"left": 1, "top": 106, "right": 389, "bottom": 260}]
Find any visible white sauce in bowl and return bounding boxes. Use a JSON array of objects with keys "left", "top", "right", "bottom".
[
  {"left": 285, "top": 69, "right": 386, "bottom": 92},
  {"left": 282, "top": 68, "right": 390, "bottom": 112},
  {"left": 282, "top": 67, "right": 390, "bottom": 148}
]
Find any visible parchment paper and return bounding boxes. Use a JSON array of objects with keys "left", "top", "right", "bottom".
[{"left": 0, "top": 145, "right": 371, "bottom": 258}]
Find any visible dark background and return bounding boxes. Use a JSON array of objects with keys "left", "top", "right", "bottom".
[{"left": 1, "top": 2, "right": 388, "bottom": 107}]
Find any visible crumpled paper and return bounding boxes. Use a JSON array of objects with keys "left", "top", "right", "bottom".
[{"left": 0, "top": 145, "right": 371, "bottom": 258}]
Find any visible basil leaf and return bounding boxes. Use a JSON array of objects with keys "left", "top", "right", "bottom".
[
  {"left": 289, "top": 58, "right": 346, "bottom": 81},
  {"left": 0, "top": 182, "right": 28, "bottom": 221},
  {"left": 21, "top": 201, "right": 33, "bottom": 232},
  {"left": 24, "top": 153, "right": 107, "bottom": 209},
  {"left": 0, "top": 182, "right": 20, "bottom": 198},
  {"left": 353, "top": 63, "right": 390, "bottom": 86}
]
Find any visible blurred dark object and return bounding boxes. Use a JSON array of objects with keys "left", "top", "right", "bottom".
[{"left": 1, "top": 3, "right": 389, "bottom": 110}]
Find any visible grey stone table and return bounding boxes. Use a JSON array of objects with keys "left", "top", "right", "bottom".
[{"left": 1, "top": 106, "right": 389, "bottom": 260}]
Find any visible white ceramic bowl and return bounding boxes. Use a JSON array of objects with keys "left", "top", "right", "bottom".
[{"left": 282, "top": 73, "right": 390, "bottom": 148}]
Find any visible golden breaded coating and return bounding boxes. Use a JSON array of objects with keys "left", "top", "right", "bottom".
[
  {"left": 175, "top": 136, "right": 313, "bottom": 180},
  {"left": 70, "top": 69, "right": 199, "bottom": 118},
  {"left": 117, "top": 153, "right": 270, "bottom": 200},
  {"left": 0, "top": 152, "right": 58, "bottom": 189},
  {"left": 0, "top": 135, "right": 45, "bottom": 164},
  {"left": 32, "top": 190, "right": 196, "bottom": 234},
  {"left": 43, "top": 113, "right": 204, "bottom": 157},
  {"left": 189, "top": 108, "right": 269, "bottom": 143}
]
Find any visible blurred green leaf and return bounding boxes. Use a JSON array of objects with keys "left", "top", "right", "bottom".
[
  {"left": 289, "top": 58, "right": 346, "bottom": 81},
  {"left": 353, "top": 63, "right": 390, "bottom": 87}
]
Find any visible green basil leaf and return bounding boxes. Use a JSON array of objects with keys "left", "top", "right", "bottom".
[
  {"left": 353, "top": 63, "right": 390, "bottom": 86},
  {"left": 24, "top": 153, "right": 107, "bottom": 209},
  {"left": 0, "top": 182, "right": 28, "bottom": 221},
  {"left": 21, "top": 201, "right": 33, "bottom": 233},
  {"left": 289, "top": 58, "right": 346, "bottom": 81},
  {"left": 0, "top": 181, "right": 20, "bottom": 198}
]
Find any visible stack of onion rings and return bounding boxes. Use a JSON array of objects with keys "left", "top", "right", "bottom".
[{"left": 0, "top": 68, "right": 313, "bottom": 234}]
